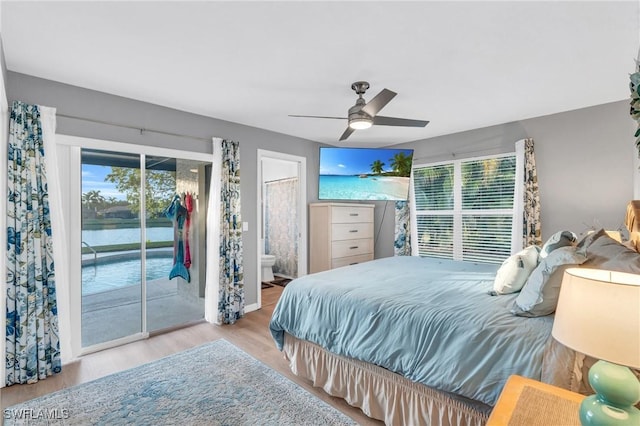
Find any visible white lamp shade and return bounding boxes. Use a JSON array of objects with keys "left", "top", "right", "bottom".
[{"left": 552, "top": 268, "right": 640, "bottom": 369}]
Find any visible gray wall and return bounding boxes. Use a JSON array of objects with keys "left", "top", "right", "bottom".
[
  {"left": 379, "top": 100, "right": 636, "bottom": 256},
  {"left": 7, "top": 71, "right": 321, "bottom": 307},
  {"left": 521, "top": 101, "right": 634, "bottom": 237},
  {"left": 8, "top": 70, "right": 636, "bottom": 301}
]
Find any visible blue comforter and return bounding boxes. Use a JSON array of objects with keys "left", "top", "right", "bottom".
[{"left": 269, "top": 256, "right": 557, "bottom": 406}]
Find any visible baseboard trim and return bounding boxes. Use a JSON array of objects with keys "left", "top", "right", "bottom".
[{"left": 245, "top": 303, "right": 259, "bottom": 313}]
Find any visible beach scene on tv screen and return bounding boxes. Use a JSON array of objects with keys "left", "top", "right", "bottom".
[{"left": 319, "top": 147, "right": 413, "bottom": 200}]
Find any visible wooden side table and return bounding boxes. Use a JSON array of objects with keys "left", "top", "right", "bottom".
[{"left": 487, "top": 375, "right": 585, "bottom": 426}]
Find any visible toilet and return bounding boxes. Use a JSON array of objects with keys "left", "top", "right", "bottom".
[{"left": 261, "top": 254, "right": 276, "bottom": 282}]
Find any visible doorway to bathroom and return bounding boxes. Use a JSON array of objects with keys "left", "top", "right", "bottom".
[{"left": 256, "top": 150, "right": 307, "bottom": 309}]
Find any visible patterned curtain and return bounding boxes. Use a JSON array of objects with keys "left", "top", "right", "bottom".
[
  {"left": 522, "top": 138, "right": 542, "bottom": 247},
  {"left": 6, "top": 101, "right": 61, "bottom": 385},
  {"left": 217, "top": 140, "right": 244, "bottom": 324},
  {"left": 265, "top": 177, "right": 298, "bottom": 277},
  {"left": 394, "top": 200, "right": 411, "bottom": 256}
]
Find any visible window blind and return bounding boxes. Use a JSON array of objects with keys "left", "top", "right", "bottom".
[
  {"left": 413, "top": 154, "right": 516, "bottom": 264},
  {"left": 413, "top": 164, "right": 454, "bottom": 211},
  {"left": 415, "top": 215, "right": 454, "bottom": 259}
]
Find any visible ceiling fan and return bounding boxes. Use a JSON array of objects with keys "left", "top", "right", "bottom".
[{"left": 289, "top": 81, "right": 429, "bottom": 141}]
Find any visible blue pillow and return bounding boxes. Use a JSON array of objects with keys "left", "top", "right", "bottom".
[
  {"left": 512, "top": 246, "right": 586, "bottom": 317},
  {"left": 539, "top": 230, "right": 577, "bottom": 259}
]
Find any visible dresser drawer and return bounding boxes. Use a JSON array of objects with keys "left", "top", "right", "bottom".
[
  {"left": 331, "top": 253, "right": 374, "bottom": 269},
  {"left": 331, "top": 238, "right": 373, "bottom": 258},
  {"left": 331, "top": 206, "right": 374, "bottom": 224},
  {"left": 309, "top": 202, "right": 375, "bottom": 274},
  {"left": 331, "top": 223, "right": 374, "bottom": 241}
]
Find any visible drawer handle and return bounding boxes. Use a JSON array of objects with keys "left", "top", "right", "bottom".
[
  {"left": 349, "top": 213, "right": 359, "bottom": 216},
  {"left": 349, "top": 230, "right": 358, "bottom": 233},
  {"left": 349, "top": 262, "right": 359, "bottom": 265},
  {"left": 349, "top": 246, "right": 359, "bottom": 250}
]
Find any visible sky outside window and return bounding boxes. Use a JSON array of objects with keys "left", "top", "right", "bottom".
[{"left": 82, "top": 164, "right": 125, "bottom": 200}]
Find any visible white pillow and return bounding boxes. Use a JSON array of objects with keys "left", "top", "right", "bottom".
[{"left": 492, "top": 245, "right": 541, "bottom": 295}]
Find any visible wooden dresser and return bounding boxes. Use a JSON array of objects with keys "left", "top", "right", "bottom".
[{"left": 309, "top": 202, "right": 375, "bottom": 273}]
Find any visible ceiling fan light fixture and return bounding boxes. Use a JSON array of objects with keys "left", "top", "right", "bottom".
[
  {"left": 349, "top": 117, "right": 373, "bottom": 130},
  {"left": 290, "top": 81, "right": 429, "bottom": 141}
]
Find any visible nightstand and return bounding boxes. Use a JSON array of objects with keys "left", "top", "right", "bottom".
[{"left": 487, "top": 375, "right": 585, "bottom": 426}]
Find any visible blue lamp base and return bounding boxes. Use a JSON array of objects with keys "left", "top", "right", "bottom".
[{"left": 579, "top": 360, "right": 640, "bottom": 426}]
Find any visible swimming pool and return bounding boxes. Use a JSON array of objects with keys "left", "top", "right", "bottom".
[
  {"left": 81, "top": 227, "right": 173, "bottom": 247},
  {"left": 82, "top": 256, "right": 174, "bottom": 295}
]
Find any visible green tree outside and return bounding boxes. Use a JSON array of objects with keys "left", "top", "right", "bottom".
[
  {"left": 81, "top": 190, "right": 106, "bottom": 213},
  {"left": 105, "top": 167, "right": 176, "bottom": 218},
  {"left": 413, "top": 156, "right": 516, "bottom": 263}
]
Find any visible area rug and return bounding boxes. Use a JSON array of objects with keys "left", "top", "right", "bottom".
[{"left": 4, "top": 340, "right": 356, "bottom": 425}]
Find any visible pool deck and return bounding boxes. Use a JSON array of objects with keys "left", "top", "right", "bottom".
[{"left": 81, "top": 249, "right": 204, "bottom": 348}]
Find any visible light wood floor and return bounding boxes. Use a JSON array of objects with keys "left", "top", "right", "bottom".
[{"left": 1, "top": 285, "right": 383, "bottom": 425}]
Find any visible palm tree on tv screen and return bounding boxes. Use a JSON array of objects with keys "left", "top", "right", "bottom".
[
  {"left": 370, "top": 159, "right": 385, "bottom": 175},
  {"left": 390, "top": 152, "right": 413, "bottom": 177}
]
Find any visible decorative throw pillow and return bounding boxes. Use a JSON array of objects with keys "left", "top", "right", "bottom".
[
  {"left": 539, "top": 230, "right": 577, "bottom": 259},
  {"left": 491, "top": 245, "right": 541, "bottom": 295},
  {"left": 577, "top": 228, "right": 640, "bottom": 273},
  {"left": 511, "top": 246, "right": 587, "bottom": 317}
]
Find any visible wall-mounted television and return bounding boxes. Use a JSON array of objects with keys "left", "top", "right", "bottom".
[{"left": 318, "top": 147, "right": 414, "bottom": 201}]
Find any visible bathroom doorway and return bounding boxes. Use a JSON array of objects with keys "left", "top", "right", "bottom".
[{"left": 256, "top": 150, "right": 307, "bottom": 309}]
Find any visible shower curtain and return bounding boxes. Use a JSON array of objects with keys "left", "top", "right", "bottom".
[{"left": 264, "top": 177, "right": 298, "bottom": 278}]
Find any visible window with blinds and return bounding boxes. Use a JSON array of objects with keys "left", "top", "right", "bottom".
[{"left": 412, "top": 154, "right": 516, "bottom": 264}]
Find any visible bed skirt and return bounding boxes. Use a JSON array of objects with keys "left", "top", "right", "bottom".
[{"left": 282, "top": 333, "right": 492, "bottom": 426}]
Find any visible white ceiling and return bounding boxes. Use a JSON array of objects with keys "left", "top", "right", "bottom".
[{"left": 2, "top": 1, "right": 639, "bottom": 147}]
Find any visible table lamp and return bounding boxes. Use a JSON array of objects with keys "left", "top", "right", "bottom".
[{"left": 552, "top": 268, "right": 640, "bottom": 426}]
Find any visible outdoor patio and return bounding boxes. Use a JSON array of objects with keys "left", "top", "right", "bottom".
[
  {"left": 82, "top": 249, "right": 204, "bottom": 347},
  {"left": 82, "top": 278, "right": 205, "bottom": 347}
]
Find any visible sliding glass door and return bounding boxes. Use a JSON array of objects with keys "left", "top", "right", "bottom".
[
  {"left": 80, "top": 148, "right": 208, "bottom": 350},
  {"left": 145, "top": 156, "right": 206, "bottom": 332},
  {"left": 81, "top": 150, "right": 142, "bottom": 347}
]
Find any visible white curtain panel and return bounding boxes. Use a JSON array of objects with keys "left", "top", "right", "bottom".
[
  {"left": 511, "top": 139, "right": 525, "bottom": 254},
  {"left": 409, "top": 173, "right": 419, "bottom": 256},
  {"left": 0, "top": 96, "right": 7, "bottom": 388},
  {"left": 204, "top": 137, "right": 222, "bottom": 324},
  {"left": 40, "top": 106, "right": 73, "bottom": 363}
]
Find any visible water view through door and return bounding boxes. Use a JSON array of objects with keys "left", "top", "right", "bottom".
[{"left": 81, "top": 149, "right": 207, "bottom": 349}]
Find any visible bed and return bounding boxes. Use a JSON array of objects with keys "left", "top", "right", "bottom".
[{"left": 269, "top": 228, "right": 640, "bottom": 425}]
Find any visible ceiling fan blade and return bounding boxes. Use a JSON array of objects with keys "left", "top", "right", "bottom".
[
  {"left": 339, "top": 127, "right": 355, "bottom": 141},
  {"left": 361, "top": 89, "right": 397, "bottom": 117},
  {"left": 289, "top": 114, "right": 346, "bottom": 120},
  {"left": 373, "top": 115, "right": 430, "bottom": 127}
]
